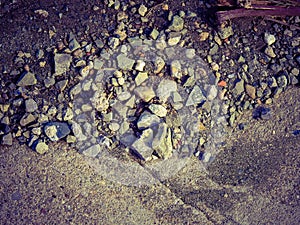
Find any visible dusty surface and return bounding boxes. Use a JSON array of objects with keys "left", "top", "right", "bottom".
[{"left": 1, "top": 87, "right": 299, "bottom": 224}]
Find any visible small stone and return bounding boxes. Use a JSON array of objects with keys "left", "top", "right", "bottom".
[
  {"left": 154, "top": 56, "right": 165, "bottom": 74},
  {"left": 186, "top": 85, "right": 206, "bottom": 106},
  {"left": 25, "top": 99, "right": 38, "bottom": 113},
  {"left": 149, "top": 104, "right": 167, "bottom": 117},
  {"left": 218, "top": 26, "right": 234, "bottom": 39},
  {"left": 44, "top": 122, "right": 70, "bottom": 141},
  {"left": 66, "top": 135, "right": 76, "bottom": 143},
  {"left": 152, "top": 123, "right": 172, "bottom": 159},
  {"left": 55, "top": 79, "right": 68, "bottom": 92},
  {"left": 206, "top": 85, "right": 218, "bottom": 101},
  {"left": 117, "top": 54, "right": 135, "bottom": 70},
  {"left": 211, "top": 62, "right": 219, "bottom": 71},
  {"left": 2, "top": 133, "right": 12, "bottom": 145},
  {"left": 276, "top": 75, "right": 288, "bottom": 88},
  {"left": 199, "top": 32, "right": 209, "bottom": 41},
  {"left": 79, "top": 66, "right": 90, "bottom": 77},
  {"left": 137, "top": 112, "right": 161, "bottom": 129},
  {"left": 68, "top": 38, "right": 80, "bottom": 51},
  {"left": 44, "top": 77, "right": 55, "bottom": 88},
  {"left": 34, "top": 141, "right": 48, "bottom": 154},
  {"left": 233, "top": 79, "right": 245, "bottom": 96},
  {"left": 185, "top": 49, "right": 195, "bottom": 59},
  {"left": 131, "top": 129, "right": 154, "bottom": 161},
  {"left": 108, "top": 37, "right": 120, "bottom": 49},
  {"left": 138, "top": 4, "right": 148, "bottom": 16},
  {"left": 109, "top": 122, "right": 120, "bottom": 132},
  {"left": 264, "top": 33, "right": 276, "bottom": 46},
  {"left": 114, "top": 70, "right": 123, "bottom": 78},
  {"left": 20, "top": 113, "right": 36, "bottom": 126},
  {"left": 117, "top": 91, "right": 131, "bottom": 101},
  {"left": 291, "top": 68, "right": 299, "bottom": 76},
  {"left": 167, "top": 32, "right": 181, "bottom": 46},
  {"left": 83, "top": 144, "right": 101, "bottom": 157},
  {"left": 150, "top": 28, "right": 159, "bottom": 40},
  {"left": 63, "top": 107, "right": 73, "bottom": 121},
  {"left": 245, "top": 84, "right": 256, "bottom": 99},
  {"left": 169, "top": 15, "right": 184, "bottom": 31},
  {"left": 170, "top": 60, "right": 182, "bottom": 79},
  {"left": 54, "top": 54, "right": 72, "bottom": 75},
  {"left": 134, "top": 86, "right": 155, "bottom": 102},
  {"left": 135, "top": 60, "right": 146, "bottom": 71},
  {"left": 135, "top": 72, "right": 148, "bottom": 86},
  {"left": 264, "top": 46, "right": 276, "bottom": 58},
  {"left": 17, "top": 72, "right": 37, "bottom": 86},
  {"left": 156, "top": 79, "right": 177, "bottom": 102},
  {"left": 93, "top": 58, "right": 104, "bottom": 70},
  {"left": 201, "top": 152, "right": 212, "bottom": 163},
  {"left": 117, "top": 77, "right": 125, "bottom": 86}
]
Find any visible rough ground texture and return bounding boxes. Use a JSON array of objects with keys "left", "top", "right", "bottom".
[{"left": 0, "top": 0, "right": 300, "bottom": 224}]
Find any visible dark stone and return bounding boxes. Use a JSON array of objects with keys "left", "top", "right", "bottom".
[{"left": 253, "top": 106, "right": 271, "bottom": 120}]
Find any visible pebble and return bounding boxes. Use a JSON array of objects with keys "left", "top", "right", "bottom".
[
  {"left": 68, "top": 38, "right": 80, "bottom": 52},
  {"left": 186, "top": 85, "right": 206, "bottom": 106},
  {"left": 168, "top": 32, "right": 181, "bottom": 46},
  {"left": 206, "top": 85, "right": 218, "bottom": 101},
  {"left": 79, "top": 66, "right": 90, "bottom": 77},
  {"left": 264, "top": 33, "right": 276, "bottom": 45},
  {"left": 218, "top": 26, "right": 233, "bottom": 39},
  {"left": 137, "top": 112, "right": 161, "bottom": 129},
  {"left": 185, "top": 49, "right": 196, "bottom": 59},
  {"left": 276, "top": 75, "right": 288, "bottom": 88},
  {"left": 117, "top": 54, "right": 135, "bottom": 70},
  {"left": 199, "top": 32, "right": 209, "bottom": 41},
  {"left": 109, "top": 122, "right": 120, "bottom": 132},
  {"left": 170, "top": 60, "right": 182, "bottom": 79},
  {"left": 138, "top": 4, "right": 147, "bottom": 17},
  {"left": 135, "top": 60, "right": 146, "bottom": 71},
  {"left": 154, "top": 56, "right": 165, "bottom": 74},
  {"left": 291, "top": 68, "right": 299, "bottom": 76},
  {"left": 34, "top": 140, "right": 48, "bottom": 154},
  {"left": 152, "top": 123, "right": 172, "bottom": 159},
  {"left": 44, "top": 122, "right": 70, "bottom": 141},
  {"left": 149, "top": 104, "right": 168, "bottom": 117},
  {"left": 54, "top": 54, "right": 72, "bottom": 75},
  {"left": 150, "top": 29, "right": 159, "bottom": 40},
  {"left": 2, "top": 133, "right": 12, "bottom": 145},
  {"left": 264, "top": 46, "right": 276, "bottom": 58},
  {"left": 134, "top": 86, "right": 155, "bottom": 102},
  {"left": 83, "top": 144, "right": 101, "bottom": 157},
  {"left": 25, "top": 99, "right": 38, "bottom": 113},
  {"left": 156, "top": 79, "right": 177, "bottom": 102},
  {"left": 131, "top": 130, "right": 154, "bottom": 161},
  {"left": 135, "top": 72, "right": 148, "bottom": 86},
  {"left": 233, "top": 79, "right": 245, "bottom": 96},
  {"left": 44, "top": 77, "right": 55, "bottom": 88},
  {"left": 108, "top": 37, "right": 120, "bottom": 49},
  {"left": 56, "top": 79, "right": 68, "bottom": 92},
  {"left": 245, "top": 84, "right": 256, "bottom": 99},
  {"left": 169, "top": 15, "right": 184, "bottom": 32},
  {"left": 17, "top": 71, "right": 37, "bottom": 86},
  {"left": 20, "top": 113, "right": 36, "bottom": 126}
]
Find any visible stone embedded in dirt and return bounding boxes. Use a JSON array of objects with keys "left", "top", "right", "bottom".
[
  {"left": 245, "top": 84, "right": 256, "bottom": 99},
  {"left": 186, "top": 85, "right": 206, "bottom": 106},
  {"left": 25, "top": 99, "right": 38, "bottom": 113},
  {"left": 33, "top": 140, "right": 48, "bottom": 154},
  {"left": 154, "top": 56, "right": 165, "bottom": 74},
  {"left": 218, "top": 25, "right": 234, "bottom": 39},
  {"left": 137, "top": 112, "right": 161, "bottom": 130},
  {"left": 1, "top": 133, "right": 12, "bottom": 145},
  {"left": 44, "top": 122, "right": 70, "bottom": 141},
  {"left": 134, "top": 86, "right": 155, "bottom": 102},
  {"left": 167, "top": 32, "right": 181, "bottom": 46},
  {"left": 148, "top": 104, "right": 167, "bottom": 117},
  {"left": 109, "top": 122, "right": 120, "bottom": 132},
  {"left": 117, "top": 53, "right": 135, "bottom": 70},
  {"left": 68, "top": 37, "right": 80, "bottom": 52},
  {"left": 264, "top": 33, "right": 276, "bottom": 46},
  {"left": 232, "top": 79, "right": 245, "bottom": 97},
  {"left": 16, "top": 71, "right": 37, "bottom": 86},
  {"left": 54, "top": 53, "right": 72, "bottom": 75},
  {"left": 20, "top": 113, "right": 36, "bottom": 126},
  {"left": 152, "top": 123, "right": 172, "bottom": 159},
  {"left": 55, "top": 79, "right": 68, "bottom": 92},
  {"left": 108, "top": 37, "right": 120, "bottom": 49},
  {"left": 264, "top": 46, "right": 276, "bottom": 58},
  {"left": 156, "top": 79, "right": 177, "bottom": 102},
  {"left": 135, "top": 72, "right": 148, "bottom": 86},
  {"left": 170, "top": 60, "right": 182, "bottom": 79},
  {"left": 131, "top": 128, "right": 154, "bottom": 161},
  {"left": 138, "top": 4, "right": 148, "bottom": 17},
  {"left": 82, "top": 144, "right": 101, "bottom": 157},
  {"left": 169, "top": 15, "right": 184, "bottom": 32}
]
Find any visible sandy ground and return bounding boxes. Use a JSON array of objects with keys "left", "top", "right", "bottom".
[{"left": 1, "top": 87, "right": 299, "bottom": 225}]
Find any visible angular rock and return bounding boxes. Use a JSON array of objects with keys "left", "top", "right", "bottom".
[
  {"left": 154, "top": 56, "right": 165, "bottom": 74},
  {"left": 138, "top": 4, "right": 148, "bottom": 17},
  {"left": 2, "top": 133, "right": 12, "bottom": 145},
  {"left": 149, "top": 104, "right": 167, "bottom": 117},
  {"left": 206, "top": 85, "right": 218, "bottom": 101},
  {"left": 152, "top": 123, "right": 172, "bottom": 159},
  {"left": 168, "top": 32, "right": 181, "bottom": 46},
  {"left": 245, "top": 84, "right": 256, "bottom": 99},
  {"left": 169, "top": 15, "right": 184, "bottom": 31},
  {"left": 135, "top": 72, "right": 148, "bottom": 86},
  {"left": 44, "top": 122, "right": 70, "bottom": 141},
  {"left": 156, "top": 79, "right": 177, "bottom": 102},
  {"left": 134, "top": 86, "right": 155, "bottom": 102},
  {"left": 83, "top": 144, "right": 101, "bottom": 157},
  {"left": 218, "top": 26, "right": 233, "bottom": 39},
  {"left": 170, "top": 60, "right": 182, "bottom": 79},
  {"left": 186, "top": 85, "right": 206, "bottom": 106},
  {"left": 54, "top": 53, "right": 72, "bottom": 75},
  {"left": 135, "top": 60, "right": 146, "bottom": 71},
  {"left": 34, "top": 140, "right": 49, "bottom": 154},
  {"left": 20, "top": 113, "right": 36, "bottom": 126},
  {"left": 117, "top": 53, "right": 135, "bottom": 70},
  {"left": 131, "top": 128, "right": 154, "bottom": 161},
  {"left": 264, "top": 33, "right": 276, "bottom": 46},
  {"left": 17, "top": 71, "right": 37, "bottom": 86},
  {"left": 25, "top": 99, "right": 38, "bottom": 113},
  {"left": 264, "top": 46, "right": 276, "bottom": 58},
  {"left": 233, "top": 79, "right": 245, "bottom": 97},
  {"left": 137, "top": 112, "right": 161, "bottom": 129}
]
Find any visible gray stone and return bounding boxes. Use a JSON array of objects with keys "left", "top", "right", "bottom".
[
  {"left": 137, "top": 112, "right": 161, "bottom": 129},
  {"left": 2, "top": 133, "right": 12, "bottom": 145},
  {"left": 135, "top": 60, "right": 146, "bottom": 71},
  {"left": 25, "top": 99, "right": 38, "bottom": 113},
  {"left": 83, "top": 144, "right": 101, "bottom": 157},
  {"left": 56, "top": 79, "right": 68, "bottom": 92},
  {"left": 170, "top": 60, "right": 182, "bottom": 79},
  {"left": 186, "top": 85, "right": 206, "bottom": 106},
  {"left": 277, "top": 75, "right": 288, "bottom": 88},
  {"left": 44, "top": 122, "right": 70, "bottom": 141},
  {"left": 131, "top": 129, "right": 154, "bottom": 161},
  {"left": 233, "top": 79, "right": 245, "bottom": 96},
  {"left": 148, "top": 104, "right": 167, "bottom": 117},
  {"left": 152, "top": 123, "right": 172, "bottom": 159},
  {"left": 93, "top": 58, "right": 104, "bottom": 70},
  {"left": 185, "top": 49, "right": 196, "bottom": 59},
  {"left": 156, "top": 79, "right": 177, "bottom": 102},
  {"left": 54, "top": 54, "right": 72, "bottom": 75},
  {"left": 71, "top": 122, "right": 87, "bottom": 141},
  {"left": 206, "top": 85, "right": 218, "bottom": 101},
  {"left": 264, "top": 33, "right": 276, "bottom": 46},
  {"left": 109, "top": 122, "right": 120, "bottom": 132},
  {"left": 117, "top": 91, "right": 131, "bottom": 101},
  {"left": 291, "top": 68, "right": 299, "bottom": 76},
  {"left": 154, "top": 56, "right": 165, "bottom": 74},
  {"left": 134, "top": 86, "right": 155, "bottom": 102},
  {"left": 168, "top": 32, "right": 181, "bottom": 46},
  {"left": 69, "top": 38, "right": 80, "bottom": 51},
  {"left": 44, "top": 77, "right": 55, "bottom": 88},
  {"left": 169, "top": 15, "right": 184, "bottom": 32},
  {"left": 17, "top": 72, "right": 37, "bottom": 86},
  {"left": 117, "top": 54, "right": 135, "bottom": 70}
]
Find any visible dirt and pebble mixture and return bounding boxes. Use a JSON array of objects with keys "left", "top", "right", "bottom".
[{"left": 0, "top": 0, "right": 299, "bottom": 224}]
